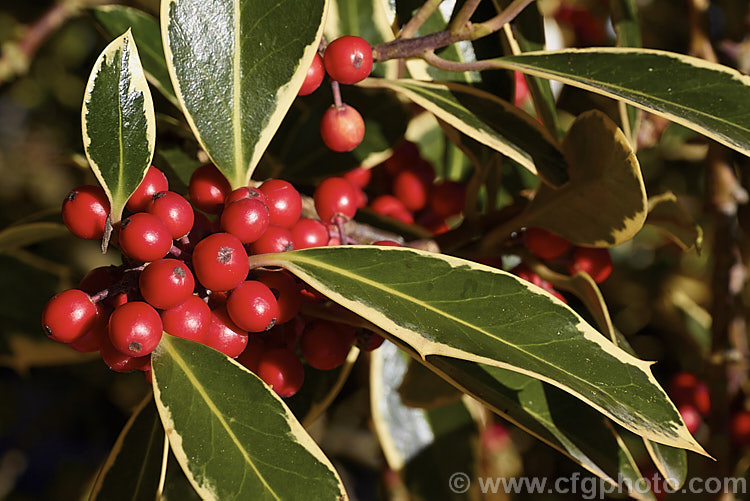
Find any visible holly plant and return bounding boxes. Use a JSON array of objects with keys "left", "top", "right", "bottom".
[{"left": 14, "top": 0, "right": 750, "bottom": 498}]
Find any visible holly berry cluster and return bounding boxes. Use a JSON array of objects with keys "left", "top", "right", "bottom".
[
  {"left": 298, "top": 35, "right": 373, "bottom": 152},
  {"left": 43, "top": 164, "right": 384, "bottom": 398}
]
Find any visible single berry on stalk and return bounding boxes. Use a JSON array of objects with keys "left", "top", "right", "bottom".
[
  {"left": 314, "top": 177, "right": 357, "bottom": 223},
  {"left": 320, "top": 104, "right": 365, "bottom": 152},
  {"left": 323, "top": 36, "right": 373, "bottom": 85}
]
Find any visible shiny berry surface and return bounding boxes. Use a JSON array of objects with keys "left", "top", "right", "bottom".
[
  {"left": 139, "top": 258, "right": 195, "bottom": 310},
  {"left": 108, "top": 301, "right": 163, "bottom": 357},
  {"left": 42, "top": 289, "right": 97, "bottom": 343},
  {"left": 227, "top": 280, "right": 279, "bottom": 333},
  {"left": 118, "top": 213, "right": 173, "bottom": 262},
  {"left": 127, "top": 166, "right": 169, "bottom": 212},
  {"left": 192, "top": 233, "right": 249, "bottom": 292},
  {"left": 61, "top": 185, "right": 110, "bottom": 240},
  {"left": 314, "top": 177, "right": 358, "bottom": 223},
  {"left": 257, "top": 348, "right": 304, "bottom": 397},
  {"left": 161, "top": 295, "right": 211, "bottom": 343},
  {"left": 323, "top": 36, "right": 373, "bottom": 85},
  {"left": 189, "top": 164, "right": 231, "bottom": 214},
  {"left": 147, "top": 191, "right": 195, "bottom": 239},
  {"left": 298, "top": 53, "right": 325, "bottom": 95},
  {"left": 320, "top": 104, "right": 365, "bottom": 152}
]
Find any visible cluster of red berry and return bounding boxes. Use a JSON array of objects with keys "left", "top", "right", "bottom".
[
  {"left": 298, "top": 35, "right": 373, "bottom": 152},
  {"left": 43, "top": 164, "right": 384, "bottom": 397}
]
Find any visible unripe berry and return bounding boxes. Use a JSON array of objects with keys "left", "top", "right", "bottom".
[
  {"left": 256, "top": 271, "right": 301, "bottom": 324},
  {"left": 300, "top": 322, "right": 353, "bottom": 370},
  {"left": 205, "top": 306, "right": 248, "bottom": 358},
  {"left": 227, "top": 280, "right": 279, "bottom": 333},
  {"left": 139, "top": 259, "right": 195, "bottom": 310},
  {"left": 257, "top": 348, "right": 304, "bottom": 397},
  {"left": 291, "top": 218, "right": 329, "bottom": 249},
  {"left": 108, "top": 301, "right": 163, "bottom": 357},
  {"left": 569, "top": 247, "right": 613, "bottom": 283},
  {"left": 160, "top": 295, "right": 211, "bottom": 343},
  {"left": 250, "top": 225, "right": 295, "bottom": 254},
  {"left": 189, "top": 164, "right": 231, "bottom": 214},
  {"left": 298, "top": 53, "right": 325, "bottom": 96},
  {"left": 323, "top": 36, "right": 373, "bottom": 85},
  {"left": 147, "top": 191, "right": 195, "bottom": 239},
  {"left": 118, "top": 213, "right": 173, "bottom": 262},
  {"left": 220, "top": 198, "right": 270, "bottom": 244},
  {"left": 314, "top": 177, "right": 358, "bottom": 223},
  {"left": 258, "top": 179, "right": 302, "bottom": 228},
  {"left": 320, "top": 104, "right": 365, "bottom": 152},
  {"left": 192, "top": 233, "right": 250, "bottom": 292},
  {"left": 42, "top": 289, "right": 98, "bottom": 343},
  {"left": 127, "top": 166, "right": 169, "bottom": 212},
  {"left": 524, "top": 227, "right": 570, "bottom": 260},
  {"left": 61, "top": 185, "right": 110, "bottom": 240}
]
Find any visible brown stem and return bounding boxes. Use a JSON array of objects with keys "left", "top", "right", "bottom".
[
  {"left": 400, "top": 0, "right": 444, "bottom": 39},
  {"left": 421, "top": 51, "right": 499, "bottom": 71},
  {"left": 478, "top": 0, "right": 535, "bottom": 34}
]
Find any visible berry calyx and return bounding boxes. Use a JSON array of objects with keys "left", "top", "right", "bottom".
[
  {"left": 42, "top": 289, "right": 98, "bottom": 343},
  {"left": 160, "top": 295, "right": 211, "bottom": 343},
  {"left": 320, "top": 104, "right": 365, "bottom": 152},
  {"left": 118, "top": 213, "right": 173, "bottom": 262},
  {"left": 227, "top": 280, "right": 279, "bottom": 333},
  {"left": 314, "top": 177, "right": 358, "bottom": 223},
  {"left": 323, "top": 36, "right": 373, "bottom": 85},
  {"left": 108, "top": 301, "right": 163, "bottom": 357},
  {"left": 139, "top": 258, "right": 195, "bottom": 310},
  {"left": 569, "top": 247, "right": 613, "bottom": 283},
  {"left": 127, "top": 166, "right": 169, "bottom": 212},
  {"left": 258, "top": 179, "right": 302, "bottom": 228},
  {"left": 220, "top": 198, "right": 270, "bottom": 244},
  {"left": 298, "top": 53, "right": 325, "bottom": 96},
  {"left": 192, "top": 233, "right": 250, "bottom": 292},
  {"left": 189, "top": 164, "right": 231, "bottom": 214},
  {"left": 256, "top": 348, "right": 304, "bottom": 397},
  {"left": 147, "top": 191, "right": 195, "bottom": 239},
  {"left": 61, "top": 185, "right": 110, "bottom": 240},
  {"left": 524, "top": 227, "right": 570, "bottom": 260}
]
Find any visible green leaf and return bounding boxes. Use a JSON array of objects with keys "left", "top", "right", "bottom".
[
  {"left": 398, "top": 353, "right": 462, "bottom": 410},
  {"left": 645, "top": 440, "right": 688, "bottom": 490},
  {"left": 151, "top": 334, "right": 347, "bottom": 500},
  {"left": 82, "top": 29, "right": 156, "bottom": 224},
  {"left": 523, "top": 110, "right": 647, "bottom": 247},
  {"left": 610, "top": 0, "right": 642, "bottom": 144},
  {"left": 646, "top": 192, "right": 703, "bottom": 252},
  {"left": 91, "top": 5, "right": 178, "bottom": 106},
  {"left": 358, "top": 78, "right": 568, "bottom": 187},
  {"left": 489, "top": 48, "right": 750, "bottom": 158},
  {"left": 162, "top": 0, "right": 328, "bottom": 188},
  {"left": 252, "top": 246, "right": 706, "bottom": 455},
  {"left": 163, "top": 450, "right": 202, "bottom": 501},
  {"left": 0, "top": 222, "right": 68, "bottom": 254},
  {"left": 371, "top": 341, "right": 478, "bottom": 500},
  {"left": 90, "top": 396, "right": 167, "bottom": 501}
]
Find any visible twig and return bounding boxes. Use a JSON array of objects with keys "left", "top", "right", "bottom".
[
  {"left": 400, "top": 0, "right": 444, "bottom": 39},
  {"left": 449, "top": 0, "right": 482, "bottom": 34},
  {"left": 478, "top": 0, "right": 535, "bottom": 34}
]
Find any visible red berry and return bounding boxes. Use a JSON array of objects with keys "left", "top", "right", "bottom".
[
  {"left": 108, "top": 301, "right": 163, "bottom": 356},
  {"left": 669, "top": 372, "right": 710, "bottom": 415},
  {"left": 205, "top": 306, "right": 248, "bottom": 358},
  {"left": 264, "top": 318, "right": 304, "bottom": 349},
  {"left": 370, "top": 195, "right": 408, "bottom": 218},
  {"left": 301, "top": 321, "right": 353, "bottom": 370},
  {"left": 416, "top": 211, "right": 449, "bottom": 235},
  {"left": 225, "top": 186, "right": 267, "bottom": 206},
  {"left": 61, "top": 185, "right": 110, "bottom": 240},
  {"left": 430, "top": 180, "right": 466, "bottom": 218},
  {"left": 731, "top": 411, "right": 750, "bottom": 447},
  {"left": 69, "top": 303, "right": 110, "bottom": 352},
  {"left": 291, "top": 218, "right": 329, "bottom": 249},
  {"left": 147, "top": 191, "right": 195, "bottom": 239},
  {"left": 693, "top": 382, "right": 711, "bottom": 416},
  {"left": 343, "top": 166, "right": 372, "bottom": 189},
  {"left": 42, "top": 289, "right": 98, "bottom": 343},
  {"left": 360, "top": 331, "right": 385, "bottom": 351},
  {"left": 192, "top": 233, "right": 250, "bottom": 292},
  {"left": 298, "top": 53, "right": 325, "bottom": 96},
  {"left": 256, "top": 348, "right": 304, "bottom": 397},
  {"left": 511, "top": 264, "right": 545, "bottom": 288},
  {"left": 256, "top": 271, "right": 301, "bottom": 324},
  {"left": 139, "top": 259, "right": 195, "bottom": 310},
  {"left": 314, "top": 177, "right": 358, "bottom": 223},
  {"left": 220, "top": 198, "right": 270, "bottom": 244},
  {"left": 227, "top": 280, "right": 280, "bottom": 333},
  {"left": 320, "top": 104, "right": 365, "bottom": 152},
  {"left": 236, "top": 336, "right": 267, "bottom": 373},
  {"left": 127, "top": 166, "right": 169, "bottom": 212},
  {"left": 525, "top": 227, "right": 570, "bottom": 260},
  {"left": 100, "top": 334, "right": 150, "bottom": 372},
  {"left": 189, "top": 164, "right": 231, "bottom": 214},
  {"left": 384, "top": 141, "right": 420, "bottom": 176},
  {"left": 118, "top": 213, "right": 173, "bottom": 262},
  {"left": 372, "top": 240, "right": 401, "bottom": 247},
  {"left": 323, "top": 36, "right": 373, "bottom": 85},
  {"left": 679, "top": 405, "right": 701, "bottom": 434},
  {"left": 392, "top": 161, "right": 434, "bottom": 212},
  {"left": 161, "top": 295, "right": 211, "bottom": 343},
  {"left": 250, "top": 225, "right": 295, "bottom": 254},
  {"left": 569, "top": 247, "right": 613, "bottom": 283},
  {"left": 258, "top": 179, "right": 302, "bottom": 228},
  {"left": 78, "top": 265, "right": 121, "bottom": 295}
]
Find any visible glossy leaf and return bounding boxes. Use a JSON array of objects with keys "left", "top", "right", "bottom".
[
  {"left": 151, "top": 334, "right": 347, "bottom": 500},
  {"left": 163, "top": 450, "right": 202, "bottom": 501},
  {"left": 524, "top": 110, "right": 647, "bottom": 247},
  {"left": 489, "top": 48, "right": 750, "bottom": 157},
  {"left": 0, "top": 222, "right": 68, "bottom": 254},
  {"left": 82, "top": 29, "right": 156, "bottom": 224},
  {"left": 91, "top": 5, "right": 177, "bottom": 105},
  {"left": 371, "top": 341, "right": 478, "bottom": 500},
  {"left": 398, "top": 353, "right": 462, "bottom": 410},
  {"left": 645, "top": 440, "right": 688, "bottom": 490},
  {"left": 251, "top": 246, "right": 706, "bottom": 455},
  {"left": 646, "top": 192, "right": 703, "bottom": 252},
  {"left": 90, "top": 396, "right": 166, "bottom": 501},
  {"left": 161, "top": 0, "right": 327, "bottom": 187},
  {"left": 358, "top": 78, "right": 568, "bottom": 186},
  {"left": 610, "top": 0, "right": 642, "bottom": 144}
]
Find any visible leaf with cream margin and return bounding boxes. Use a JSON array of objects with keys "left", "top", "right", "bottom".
[
  {"left": 82, "top": 29, "right": 156, "bottom": 224},
  {"left": 522, "top": 110, "right": 647, "bottom": 247},
  {"left": 646, "top": 192, "right": 703, "bottom": 252},
  {"left": 161, "top": 0, "right": 328, "bottom": 187},
  {"left": 249, "top": 246, "right": 708, "bottom": 455},
  {"left": 151, "top": 334, "right": 347, "bottom": 500}
]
